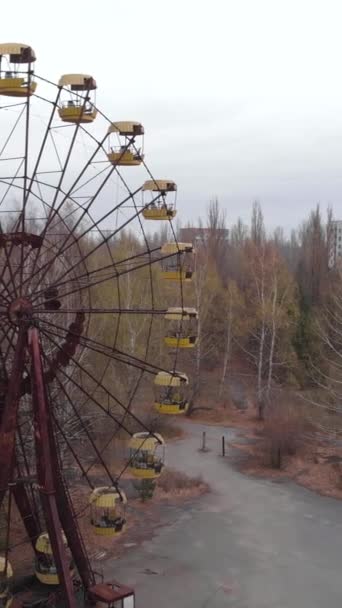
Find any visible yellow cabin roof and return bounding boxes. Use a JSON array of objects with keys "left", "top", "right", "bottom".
[
  {"left": 161, "top": 242, "right": 193, "bottom": 255},
  {"left": 0, "top": 43, "right": 36, "bottom": 62},
  {"left": 36, "top": 532, "right": 67, "bottom": 555},
  {"left": 129, "top": 432, "right": 164, "bottom": 451},
  {"left": 165, "top": 307, "right": 198, "bottom": 320},
  {"left": 89, "top": 486, "right": 127, "bottom": 507},
  {"left": 107, "top": 121, "right": 144, "bottom": 136},
  {"left": 154, "top": 371, "right": 189, "bottom": 387},
  {"left": 0, "top": 558, "right": 12, "bottom": 579},
  {"left": 58, "top": 74, "right": 97, "bottom": 90},
  {"left": 142, "top": 180, "right": 177, "bottom": 192}
]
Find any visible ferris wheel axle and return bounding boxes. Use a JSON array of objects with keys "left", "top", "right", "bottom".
[{"left": 7, "top": 296, "right": 32, "bottom": 325}]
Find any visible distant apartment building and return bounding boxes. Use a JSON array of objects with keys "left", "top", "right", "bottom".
[
  {"left": 179, "top": 227, "right": 229, "bottom": 245},
  {"left": 328, "top": 220, "right": 342, "bottom": 269}
]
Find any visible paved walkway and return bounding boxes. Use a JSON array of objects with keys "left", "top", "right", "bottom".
[{"left": 107, "top": 422, "right": 342, "bottom": 607}]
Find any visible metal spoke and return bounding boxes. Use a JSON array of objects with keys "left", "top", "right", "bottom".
[
  {"left": 39, "top": 326, "right": 162, "bottom": 439},
  {"left": 38, "top": 318, "right": 165, "bottom": 375},
  {"left": 0, "top": 61, "right": 185, "bottom": 608}
]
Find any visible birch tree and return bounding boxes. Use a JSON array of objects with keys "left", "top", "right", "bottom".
[
  {"left": 243, "top": 241, "right": 298, "bottom": 419},
  {"left": 218, "top": 280, "right": 244, "bottom": 401}
]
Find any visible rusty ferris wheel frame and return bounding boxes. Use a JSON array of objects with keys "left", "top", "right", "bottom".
[{"left": 0, "top": 44, "right": 188, "bottom": 607}]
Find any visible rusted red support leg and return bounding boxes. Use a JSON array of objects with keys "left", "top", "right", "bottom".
[
  {"left": 29, "top": 327, "right": 76, "bottom": 608},
  {"left": 0, "top": 326, "right": 27, "bottom": 507},
  {"left": 12, "top": 483, "right": 40, "bottom": 549},
  {"left": 45, "top": 395, "right": 94, "bottom": 588},
  {"left": 54, "top": 478, "right": 94, "bottom": 589}
]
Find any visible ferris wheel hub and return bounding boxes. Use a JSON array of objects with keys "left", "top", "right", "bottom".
[
  {"left": 0, "top": 46, "right": 186, "bottom": 608},
  {"left": 8, "top": 297, "right": 32, "bottom": 325}
]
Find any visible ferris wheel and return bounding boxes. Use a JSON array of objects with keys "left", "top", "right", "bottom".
[{"left": 0, "top": 43, "right": 198, "bottom": 608}]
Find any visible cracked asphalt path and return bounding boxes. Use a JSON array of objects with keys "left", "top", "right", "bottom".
[{"left": 105, "top": 422, "right": 342, "bottom": 607}]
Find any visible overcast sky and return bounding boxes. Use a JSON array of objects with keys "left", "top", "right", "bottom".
[{"left": 3, "top": 0, "right": 342, "bottom": 231}]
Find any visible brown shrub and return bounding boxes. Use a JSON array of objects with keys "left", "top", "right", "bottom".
[
  {"left": 157, "top": 468, "right": 208, "bottom": 496},
  {"left": 263, "top": 405, "right": 305, "bottom": 469},
  {"left": 330, "top": 462, "right": 342, "bottom": 490}
]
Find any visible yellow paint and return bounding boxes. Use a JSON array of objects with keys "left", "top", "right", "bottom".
[
  {"left": 164, "top": 336, "right": 197, "bottom": 348},
  {"left": 107, "top": 150, "right": 143, "bottom": 166},
  {"left": 161, "top": 270, "right": 193, "bottom": 281},
  {"left": 36, "top": 532, "right": 67, "bottom": 555},
  {"left": 142, "top": 207, "right": 177, "bottom": 220},
  {"left": 161, "top": 242, "right": 193, "bottom": 254},
  {"left": 128, "top": 432, "right": 164, "bottom": 451},
  {"left": 0, "top": 78, "right": 36, "bottom": 97},
  {"left": 154, "top": 401, "right": 189, "bottom": 415},
  {"left": 35, "top": 567, "right": 75, "bottom": 586},
  {"left": 89, "top": 487, "right": 126, "bottom": 507},
  {"left": 35, "top": 533, "right": 74, "bottom": 586},
  {"left": 129, "top": 466, "right": 161, "bottom": 479},
  {"left": 58, "top": 106, "right": 97, "bottom": 124},
  {"left": 35, "top": 570, "right": 60, "bottom": 586}
]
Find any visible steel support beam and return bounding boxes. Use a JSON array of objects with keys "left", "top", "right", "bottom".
[
  {"left": 12, "top": 483, "right": 40, "bottom": 549},
  {"left": 0, "top": 326, "right": 26, "bottom": 507},
  {"left": 29, "top": 327, "right": 76, "bottom": 608}
]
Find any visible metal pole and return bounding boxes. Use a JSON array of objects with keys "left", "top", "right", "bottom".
[
  {"left": 29, "top": 327, "right": 77, "bottom": 608},
  {"left": 202, "top": 431, "right": 206, "bottom": 451},
  {"left": 222, "top": 436, "right": 225, "bottom": 457},
  {"left": 0, "top": 325, "right": 27, "bottom": 508}
]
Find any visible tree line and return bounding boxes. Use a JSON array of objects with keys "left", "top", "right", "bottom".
[{"left": 180, "top": 199, "right": 341, "bottom": 421}]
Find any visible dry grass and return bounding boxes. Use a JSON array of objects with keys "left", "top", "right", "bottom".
[
  {"left": 157, "top": 468, "right": 209, "bottom": 498},
  {"left": 227, "top": 402, "right": 342, "bottom": 499},
  {"left": 185, "top": 368, "right": 342, "bottom": 500},
  {"left": 263, "top": 404, "right": 307, "bottom": 469}
]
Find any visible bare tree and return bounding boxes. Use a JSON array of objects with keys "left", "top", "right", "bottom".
[
  {"left": 218, "top": 280, "right": 244, "bottom": 401},
  {"left": 250, "top": 201, "right": 265, "bottom": 246},
  {"left": 242, "top": 241, "right": 298, "bottom": 419},
  {"left": 188, "top": 200, "right": 229, "bottom": 408}
]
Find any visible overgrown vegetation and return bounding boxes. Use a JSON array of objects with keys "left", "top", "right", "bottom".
[
  {"left": 7, "top": 197, "right": 339, "bottom": 482},
  {"left": 181, "top": 199, "right": 342, "bottom": 492},
  {"left": 157, "top": 469, "right": 207, "bottom": 496},
  {"left": 183, "top": 200, "right": 340, "bottom": 422},
  {"left": 76, "top": 198, "right": 342, "bottom": 446}
]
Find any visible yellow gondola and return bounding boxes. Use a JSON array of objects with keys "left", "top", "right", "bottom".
[
  {"left": 0, "top": 557, "right": 12, "bottom": 608},
  {"left": 107, "top": 122, "right": 144, "bottom": 166},
  {"left": 160, "top": 242, "right": 194, "bottom": 281},
  {"left": 164, "top": 307, "right": 198, "bottom": 348},
  {"left": 128, "top": 432, "right": 165, "bottom": 479},
  {"left": 58, "top": 74, "right": 97, "bottom": 124},
  {"left": 0, "top": 43, "right": 36, "bottom": 97},
  {"left": 35, "top": 532, "right": 74, "bottom": 586},
  {"left": 142, "top": 180, "right": 177, "bottom": 220},
  {"left": 89, "top": 487, "right": 126, "bottom": 537},
  {"left": 154, "top": 371, "right": 189, "bottom": 415}
]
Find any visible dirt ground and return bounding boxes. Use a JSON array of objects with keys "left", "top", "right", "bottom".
[
  {"left": 179, "top": 357, "right": 342, "bottom": 500},
  {"left": 8, "top": 465, "right": 208, "bottom": 578},
  {"left": 191, "top": 399, "right": 342, "bottom": 500},
  {"left": 231, "top": 432, "right": 342, "bottom": 500},
  {"left": 76, "top": 469, "right": 209, "bottom": 563}
]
